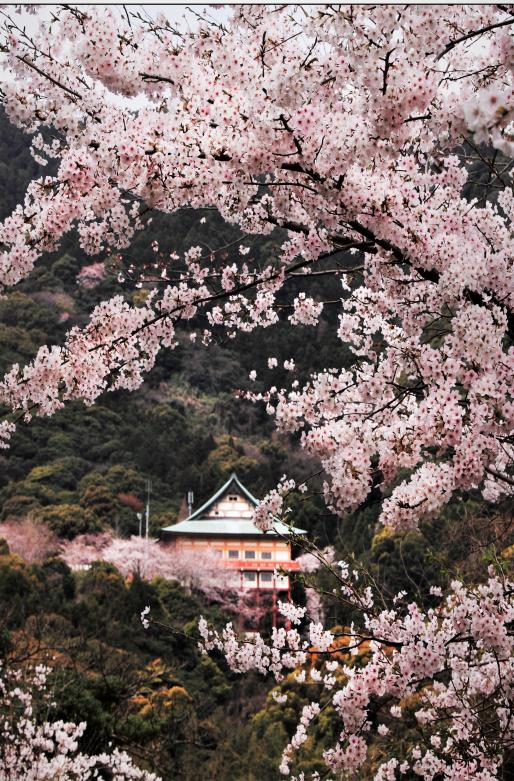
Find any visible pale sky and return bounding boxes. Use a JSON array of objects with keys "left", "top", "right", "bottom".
[{"left": 8, "top": 4, "right": 232, "bottom": 31}]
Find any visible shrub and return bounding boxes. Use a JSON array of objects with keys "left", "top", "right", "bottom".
[{"left": 38, "top": 504, "right": 101, "bottom": 540}]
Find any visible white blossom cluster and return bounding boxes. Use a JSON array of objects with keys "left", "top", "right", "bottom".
[{"left": 0, "top": 664, "right": 161, "bottom": 780}]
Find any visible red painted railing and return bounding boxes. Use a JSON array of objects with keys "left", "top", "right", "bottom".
[{"left": 220, "top": 559, "right": 300, "bottom": 571}]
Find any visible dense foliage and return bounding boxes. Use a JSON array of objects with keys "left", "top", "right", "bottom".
[{"left": 0, "top": 543, "right": 269, "bottom": 779}]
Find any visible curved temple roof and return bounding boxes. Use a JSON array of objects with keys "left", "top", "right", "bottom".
[{"left": 161, "top": 472, "right": 306, "bottom": 538}]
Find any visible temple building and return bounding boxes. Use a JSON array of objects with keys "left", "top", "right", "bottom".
[{"left": 160, "top": 473, "right": 305, "bottom": 594}]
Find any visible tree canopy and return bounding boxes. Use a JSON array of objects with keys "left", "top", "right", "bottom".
[{"left": 0, "top": 5, "right": 513, "bottom": 779}]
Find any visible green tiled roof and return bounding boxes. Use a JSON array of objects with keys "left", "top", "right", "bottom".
[
  {"left": 161, "top": 517, "right": 305, "bottom": 537},
  {"left": 161, "top": 473, "right": 306, "bottom": 537}
]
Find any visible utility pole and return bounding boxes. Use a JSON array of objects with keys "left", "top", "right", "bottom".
[{"left": 145, "top": 479, "right": 151, "bottom": 539}]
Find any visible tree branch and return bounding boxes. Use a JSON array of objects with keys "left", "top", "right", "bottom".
[{"left": 437, "top": 16, "right": 514, "bottom": 61}]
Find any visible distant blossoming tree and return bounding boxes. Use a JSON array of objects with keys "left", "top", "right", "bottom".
[
  {"left": 1, "top": 4, "right": 514, "bottom": 777},
  {"left": 76, "top": 261, "right": 106, "bottom": 289},
  {"left": 62, "top": 533, "right": 242, "bottom": 598},
  {"left": 0, "top": 519, "right": 59, "bottom": 563}
]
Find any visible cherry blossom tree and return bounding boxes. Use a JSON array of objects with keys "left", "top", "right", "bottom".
[
  {"left": 1, "top": 4, "right": 514, "bottom": 777},
  {"left": 198, "top": 563, "right": 514, "bottom": 780},
  {"left": 76, "top": 261, "right": 106, "bottom": 289},
  {"left": 0, "top": 4, "right": 511, "bottom": 520},
  {"left": 0, "top": 663, "right": 160, "bottom": 780},
  {"left": 59, "top": 531, "right": 114, "bottom": 570},
  {"left": 0, "top": 519, "right": 59, "bottom": 563},
  {"left": 61, "top": 533, "right": 242, "bottom": 598}
]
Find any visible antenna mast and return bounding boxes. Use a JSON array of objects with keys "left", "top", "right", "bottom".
[{"left": 145, "top": 479, "right": 151, "bottom": 539}]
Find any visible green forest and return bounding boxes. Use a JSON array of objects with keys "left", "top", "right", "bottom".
[{"left": 0, "top": 106, "right": 513, "bottom": 781}]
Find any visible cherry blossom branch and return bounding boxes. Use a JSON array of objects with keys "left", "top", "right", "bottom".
[{"left": 437, "top": 15, "right": 514, "bottom": 60}]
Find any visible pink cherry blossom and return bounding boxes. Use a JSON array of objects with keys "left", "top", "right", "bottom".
[{"left": 0, "top": 5, "right": 514, "bottom": 776}]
